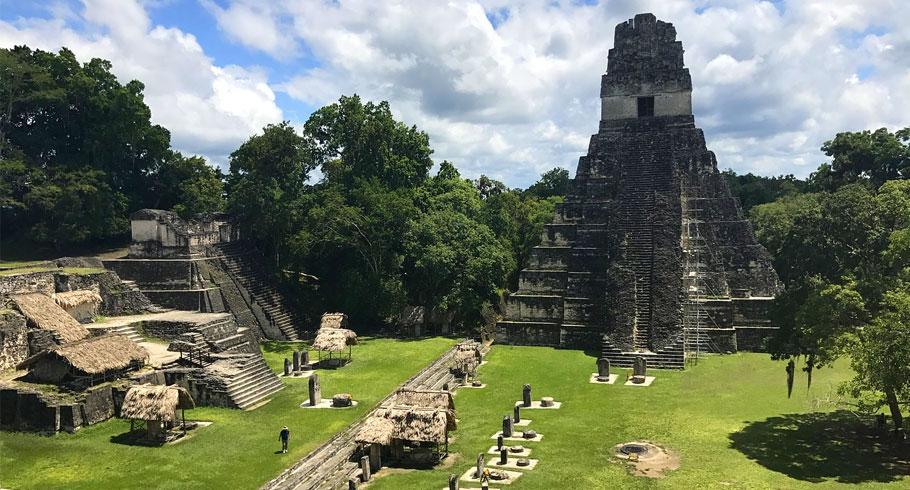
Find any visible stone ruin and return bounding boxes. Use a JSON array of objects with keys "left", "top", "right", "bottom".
[
  {"left": 104, "top": 209, "right": 307, "bottom": 341},
  {"left": 496, "top": 13, "right": 782, "bottom": 368},
  {"left": 0, "top": 213, "right": 291, "bottom": 433}
]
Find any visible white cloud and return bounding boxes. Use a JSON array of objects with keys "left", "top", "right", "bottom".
[
  {"left": 241, "top": 0, "right": 909, "bottom": 185},
  {"left": 0, "top": 0, "right": 283, "bottom": 168},
  {"left": 3, "top": 0, "right": 909, "bottom": 187},
  {"left": 200, "top": 0, "right": 297, "bottom": 59}
]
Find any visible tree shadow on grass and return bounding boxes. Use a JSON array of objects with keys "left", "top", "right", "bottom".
[{"left": 729, "top": 411, "right": 909, "bottom": 484}]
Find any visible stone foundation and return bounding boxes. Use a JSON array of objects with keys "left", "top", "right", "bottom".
[{"left": 0, "top": 384, "right": 117, "bottom": 434}]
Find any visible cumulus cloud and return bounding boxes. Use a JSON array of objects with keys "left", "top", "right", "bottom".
[
  {"left": 200, "top": 0, "right": 297, "bottom": 59},
  {"left": 3, "top": 0, "right": 909, "bottom": 186},
  {"left": 246, "top": 0, "right": 909, "bottom": 185},
  {"left": 0, "top": 0, "right": 284, "bottom": 168}
]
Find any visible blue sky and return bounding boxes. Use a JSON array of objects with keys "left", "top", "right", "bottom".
[{"left": 2, "top": 0, "right": 908, "bottom": 188}]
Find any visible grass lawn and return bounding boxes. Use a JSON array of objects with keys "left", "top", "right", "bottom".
[
  {"left": 367, "top": 346, "right": 908, "bottom": 490},
  {"left": 0, "top": 336, "right": 456, "bottom": 490},
  {"left": 0, "top": 266, "right": 106, "bottom": 276}
]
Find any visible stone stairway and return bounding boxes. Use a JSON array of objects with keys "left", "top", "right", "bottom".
[
  {"left": 225, "top": 355, "right": 285, "bottom": 410},
  {"left": 97, "top": 323, "right": 143, "bottom": 343},
  {"left": 614, "top": 138, "right": 673, "bottom": 352},
  {"left": 601, "top": 335, "right": 685, "bottom": 369},
  {"left": 213, "top": 243, "right": 305, "bottom": 341}
]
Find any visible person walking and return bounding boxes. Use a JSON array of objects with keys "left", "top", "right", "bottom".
[{"left": 279, "top": 426, "right": 290, "bottom": 453}]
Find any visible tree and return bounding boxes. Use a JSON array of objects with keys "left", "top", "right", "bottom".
[
  {"left": 304, "top": 95, "right": 433, "bottom": 189},
  {"left": 403, "top": 208, "right": 512, "bottom": 322},
  {"left": 524, "top": 167, "right": 569, "bottom": 198},
  {"left": 475, "top": 174, "right": 506, "bottom": 200},
  {"left": 810, "top": 127, "right": 910, "bottom": 192},
  {"left": 153, "top": 153, "right": 224, "bottom": 218},
  {"left": 227, "top": 122, "right": 312, "bottom": 261},
  {"left": 723, "top": 169, "right": 808, "bottom": 212},
  {"left": 22, "top": 167, "right": 128, "bottom": 246},
  {"left": 480, "top": 169, "right": 564, "bottom": 289},
  {"left": 753, "top": 179, "right": 910, "bottom": 435},
  {"left": 0, "top": 45, "right": 202, "bottom": 246}
]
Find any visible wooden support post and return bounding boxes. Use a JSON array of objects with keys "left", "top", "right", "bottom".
[
  {"left": 360, "top": 455, "right": 371, "bottom": 482},
  {"left": 369, "top": 443, "right": 381, "bottom": 472}
]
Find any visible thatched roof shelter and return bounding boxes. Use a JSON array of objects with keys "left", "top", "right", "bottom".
[
  {"left": 356, "top": 412, "right": 395, "bottom": 445},
  {"left": 356, "top": 407, "right": 456, "bottom": 445},
  {"left": 120, "top": 384, "right": 195, "bottom": 423},
  {"left": 312, "top": 327, "right": 358, "bottom": 352},
  {"left": 388, "top": 389, "right": 454, "bottom": 410},
  {"left": 10, "top": 293, "right": 89, "bottom": 343},
  {"left": 320, "top": 312, "right": 349, "bottom": 329},
  {"left": 53, "top": 289, "right": 102, "bottom": 309},
  {"left": 18, "top": 334, "right": 148, "bottom": 377}
]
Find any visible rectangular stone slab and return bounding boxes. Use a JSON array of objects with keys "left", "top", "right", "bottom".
[
  {"left": 589, "top": 373, "right": 619, "bottom": 384},
  {"left": 623, "top": 375, "right": 656, "bottom": 387},
  {"left": 487, "top": 445, "right": 532, "bottom": 457},
  {"left": 514, "top": 400, "right": 561, "bottom": 409},
  {"left": 487, "top": 458, "right": 539, "bottom": 471},
  {"left": 491, "top": 431, "right": 543, "bottom": 442}
]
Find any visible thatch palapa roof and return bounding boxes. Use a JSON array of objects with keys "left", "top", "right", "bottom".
[
  {"left": 10, "top": 293, "right": 90, "bottom": 343},
  {"left": 388, "top": 389, "right": 454, "bottom": 410},
  {"left": 357, "top": 388, "right": 457, "bottom": 445},
  {"left": 120, "top": 384, "right": 195, "bottom": 422},
  {"left": 355, "top": 407, "right": 456, "bottom": 445},
  {"left": 320, "top": 312, "right": 349, "bottom": 329},
  {"left": 54, "top": 289, "right": 102, "bottom": 309},
  {"left": 312, "top": 327, "right": 358, "bottom": 352},
  {"left": 18, "top": 334, "right": 148, "bottom": 374}
]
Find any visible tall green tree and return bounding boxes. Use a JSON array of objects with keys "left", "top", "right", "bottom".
[
  {"left": 227, "top": 122, "right": 312, "bottom": 261},
  {"left": 155, "top": 153, "right": 224, "bottom": 219},
  {"left": 810, "top": 127, "right": 909, "bottom": 191},
  {"left": 1, "top": 45, "right": 216, "bottom": 247},
  {"left": 524, "top": 167, "right": 569, "bottom": 198},
  {"left": 403, "top": 208, "right": 512, "bottom": 320},
  {"left": 479, "top": 170, "right": 563, "bottom": 289},
  {"left": 304, "top": 95, "right": 433, "bottom": 189},
  {"left": 753, "top": 180, "right": 910, "bottom": 434}
]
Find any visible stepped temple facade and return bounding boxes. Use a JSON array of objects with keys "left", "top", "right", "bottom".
[
  {"left": 496, "top": 13, "right": 783, "bottom": 368},
  {"left": 104, "top": 210, "right": 307, "bottom": 341}
]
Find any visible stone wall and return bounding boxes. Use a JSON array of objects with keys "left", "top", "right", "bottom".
[
  {"left": 128, "top": 209, "right": 239, "bottom": 259},
  {"left": 0, "top": 384, "right": 116, "bottom": 433},
  {"left": 0, "top": 310, "right": 29, "bottom": 371},
  {"left": 103, "top": 260, "right": 194, "bottom": 290},
  {"left": 163, "top": 368, "right": 234, "bottom": 408},
  {"left": 702, "top": 328, "right": 737, "bottom": 353},
  {"left": 54, "top": 270, "right": 153, "bottom": 316},
  {"left": 143, "top": 290, "right": 205, "bottom": 311},
  {"left": 734, "top": 326, "right": 778, "bottom": 351},
  {"left": 494, "top": 321, "right": 560, "bottom": 346},
  {"left": 0, "top": 271, "right": 56, "bottom": 296},
  {"left": 139, "top": 319, "right": 194, "bottom": 340},
  {"left": 27, "top": 330, "right": 58, "bottom": 355}
]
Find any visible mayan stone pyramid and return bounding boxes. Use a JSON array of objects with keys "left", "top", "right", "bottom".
[{"left": 496, "top": 13, "right": 782, "bottom": 368}]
